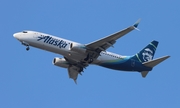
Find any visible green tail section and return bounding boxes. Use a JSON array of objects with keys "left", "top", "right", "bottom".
[
  {"left": 132, "top": 40, "right": 159, "bottom": 63},
  {"left": 131, "top": 41, "right": 170, "bottom": 78}
]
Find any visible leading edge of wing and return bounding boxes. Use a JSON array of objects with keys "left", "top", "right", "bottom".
[{"left": 85, "top": 19, "right": 141, "bottom": 50}]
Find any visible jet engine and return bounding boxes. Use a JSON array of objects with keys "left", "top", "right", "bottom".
[
  {"left": 52, "top": 57, "right": 70, "bottom": 68},
  {"left": 70, "top": 43, "right": 86, "bottom": 53}
]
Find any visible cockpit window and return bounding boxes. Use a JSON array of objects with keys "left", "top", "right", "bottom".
[{"left": 22, "top": 31, "right": 28, "bottom": 33}]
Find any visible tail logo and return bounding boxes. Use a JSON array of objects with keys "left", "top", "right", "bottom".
[{"left": 142, "top": 48, "right": 154, "bottom": 61}]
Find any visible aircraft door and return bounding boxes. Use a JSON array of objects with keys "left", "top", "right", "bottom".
[{"left": 33, "top": 32, "right": 39, "bottom": 38}]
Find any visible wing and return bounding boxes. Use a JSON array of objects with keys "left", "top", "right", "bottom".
[
  {"left": 86, "top": 19, "right": 140, "bottom": 52},
  {"left": 63, "top": 19, "right": 140, "bottom": 83},
  {"left": 68, "top": 66, "right": 80, "bottom": 84},
  {"left": 65, "top": 57, "right": 88, "bottom": 84}
]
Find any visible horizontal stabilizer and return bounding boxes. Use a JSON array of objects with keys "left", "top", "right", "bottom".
[
  {"left": 143, "top": 55, "right": 170, "bottom": 68},
  {"left": 141, "top": 71, "right": 149, "bottom": 78}
]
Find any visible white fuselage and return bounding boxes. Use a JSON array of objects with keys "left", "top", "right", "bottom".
[{"left": 13, "top": 31, "right": 126, "bottom": 65}]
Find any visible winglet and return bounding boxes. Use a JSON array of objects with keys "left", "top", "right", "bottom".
[{"left": 133, "top": 19, "right": 141, "bottom": 28}]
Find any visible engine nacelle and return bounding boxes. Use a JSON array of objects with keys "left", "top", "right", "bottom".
[
  {"left": 70, "top": 43, "right": 86, "bottom": 53},
  {"left": 52, "top": 57, "right": 70, "bottom": 68}
]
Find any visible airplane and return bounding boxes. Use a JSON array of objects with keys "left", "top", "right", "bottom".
[{"left": 13, "top": 20, "right": 170, "bottom": 83}]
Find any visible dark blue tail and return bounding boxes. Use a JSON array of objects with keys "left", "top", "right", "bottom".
[{"left": 131, "top": 40, "right": 159, "bottom": 63}]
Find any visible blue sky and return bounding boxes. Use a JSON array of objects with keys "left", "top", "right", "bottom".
[{"left": 0, "top": 0, "right": 179, "bottom": 107}]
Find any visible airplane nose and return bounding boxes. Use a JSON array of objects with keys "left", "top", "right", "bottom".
[
  {"left": 13, "top": 33, "right": 17, "bottom": 38},
  {"left": 13, "top": 33, "right": 19, "bottom": 40}
]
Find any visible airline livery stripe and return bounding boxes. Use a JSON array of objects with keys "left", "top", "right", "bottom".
[
  {"left": 136, "top": 54, "right": 142, "bottom": 62},
  {"left": 150, "top": 43, "right": 157, "bottom": 49}
]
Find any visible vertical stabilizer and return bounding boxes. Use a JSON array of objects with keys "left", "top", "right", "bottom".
[{"left": 132, "top": 40, "right": 158, "bottom": 63}]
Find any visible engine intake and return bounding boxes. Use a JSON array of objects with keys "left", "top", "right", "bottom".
[
  {"left": 70, "top": 43, "right": 86, "bottom": 53},
  {"left": 53, "top": 57, "right": 70, "bottom": 68}
]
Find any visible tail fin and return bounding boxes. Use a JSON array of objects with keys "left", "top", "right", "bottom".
[
  {"left": 141, "top": 56, "right": 170, "bottom": 77},
  {"left": 132, "top": 40, "right": 159, "bottom": 63},
  {"left": 131, "top": 41, "right": 170, "bottom": 78}
]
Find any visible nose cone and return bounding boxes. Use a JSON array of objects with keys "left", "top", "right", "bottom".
[
  {"left": 13, "top": 33, "right": 17, "bottom": 38},
  {"left": 13, "top": 33, "right": 20, "bottom": 40}
]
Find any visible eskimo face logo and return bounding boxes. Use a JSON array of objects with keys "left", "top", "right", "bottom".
[{"left": 142, "top": 48, "right": 153, "bottom": 61}]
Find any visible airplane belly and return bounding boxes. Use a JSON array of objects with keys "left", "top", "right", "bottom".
[
  {"left": 65, "top": 51, "right": 87, "bottom": 61},
  {"left": 98, "top": 60, "right": 152, "bottom": 72},
  {"left": 99, "top": 60, "right": 134, "bottom": 71},
  {"left": 28, "top": 41, "right": 45, "bottom": 50}
]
